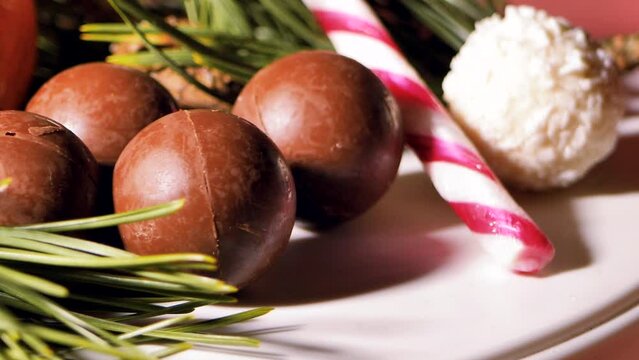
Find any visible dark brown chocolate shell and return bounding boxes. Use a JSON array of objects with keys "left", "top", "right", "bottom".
[
  {"left": 0, "top": 111, "right": 98, "bottom": 225},
  {"left": 113, "top": 109, "right": 296, "bottom": 287},
  {"left": 27, "top": 62, "right": 177, "bottom": 165},
  {"left": 233, "top": 50, "right": 404, "bottom": 225}
]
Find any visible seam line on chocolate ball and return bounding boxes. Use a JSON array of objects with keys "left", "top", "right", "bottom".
[{"left": 184, "top": 110, "right": 220, "bottom": 257}]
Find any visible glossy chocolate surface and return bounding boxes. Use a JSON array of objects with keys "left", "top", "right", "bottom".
[
  {"left": 0, "top": 111, "right": 98, "bottom": 225},
  {"left": 233, "top": 51, "right": 403, "bottom": 224},
  {"left": 27, "top": 62, "right": 177, "bottom": 165},
  {"left": 113, "top": 110, "right": 296, "bottom": 287}
]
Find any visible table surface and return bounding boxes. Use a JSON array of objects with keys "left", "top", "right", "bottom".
[{"left": 162, "top": 69, "right": 639, "bottom": 360}]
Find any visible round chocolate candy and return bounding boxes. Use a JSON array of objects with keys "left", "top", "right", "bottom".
[
  {"left": 233, "top": 50, "right": 404, "bottom": 225},
  {"left": 0, "top": 111, "right": 98, "bottom": 225},
  {"left": 113, "top": 109, "right": 296, "bottom": 287},
  {"left": 26, "top": 62, "right": 178, "bottom": 165}
]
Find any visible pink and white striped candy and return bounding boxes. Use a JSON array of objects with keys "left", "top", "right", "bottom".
[{"left": 302, "top": 0, "right": 555, "bottom": 273}]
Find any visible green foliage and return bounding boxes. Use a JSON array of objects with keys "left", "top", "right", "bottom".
[
  {"left": 0, "top": 198, "right": 269, "bottom": 359},
  {"left": 81, "top": 0, "right": 332, "bottom": 103},
  {"left": 399, "top": 0, "right": 505, "bottom": 50}
]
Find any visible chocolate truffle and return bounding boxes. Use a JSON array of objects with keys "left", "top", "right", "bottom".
[
  {"left": 113, "top": 110, "right": 296, "bottom": 287},
  {"left": 233, "top": 50, "right": 403, "bottom": 225},
  {"left": 27, "top": 62, "right": 177, "bottom": 165},
  {"left": 0, "top": 111, "right": 98, "bottom": 225}
]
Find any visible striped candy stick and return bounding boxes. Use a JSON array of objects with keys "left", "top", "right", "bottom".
[{"left": 302, "top": 0, "right": 555, "bottom": 273}]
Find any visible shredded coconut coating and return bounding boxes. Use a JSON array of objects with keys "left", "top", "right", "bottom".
[{"left": 443, "top": 5, "right": 625, "bottom": 190}]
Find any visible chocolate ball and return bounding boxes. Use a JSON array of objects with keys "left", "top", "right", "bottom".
[
  {"left": 0, "top": 111, "right": 98, "bottom": 225},
  {"left": 113, "top": 110, "right": 296, "bottom": 287},
  {"left": 233, "top": 50, "right": 403, "bottom": 225},
  {"left": 26, "top": 62, "right": 178, "bottom": 165}
]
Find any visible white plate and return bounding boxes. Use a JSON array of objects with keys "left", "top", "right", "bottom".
[
  {"left": 168, "top": 73, "right": 639, "bottom": 360},
  {"left": 531, "top": 303, "right": 639, "bottom": 359}
]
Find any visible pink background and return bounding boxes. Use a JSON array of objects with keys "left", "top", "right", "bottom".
[{"left": 509, "top": 0, "right": 639, "bottom": 38}]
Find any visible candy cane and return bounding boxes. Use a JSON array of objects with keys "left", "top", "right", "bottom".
[{"left": 302, "top": 0, "right": 555, "bottom": 273}]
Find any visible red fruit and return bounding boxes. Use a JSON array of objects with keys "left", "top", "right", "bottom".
[{"left": 0, "top": 0, "right": 37, "bottom": 110}]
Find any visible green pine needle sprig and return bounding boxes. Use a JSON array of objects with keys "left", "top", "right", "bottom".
[
  {"left": 399, "top": 0, "right": 505, "bottom": 50},
  {"left": 81, "top": 0, "right": 332, "bottom": 104},
  {"left": 0, "top": 184, "right": 270, "bottom": 359}
]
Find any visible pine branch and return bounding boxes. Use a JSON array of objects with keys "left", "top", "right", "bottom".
[
  {"left": 81, "top": 0, "right": 332, "bottom": 106},
  {"left": 0, "top": 198, "right": 268, "bottom": 358}
]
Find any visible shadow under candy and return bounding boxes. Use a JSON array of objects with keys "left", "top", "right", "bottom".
[
  {"left": 78, "top": 165, "right": 123, "bottom": 248},
  {"left": 569, "top": 133, "right": 639, "bottom": 196},
  {"left": 513, "top": 132, "right": 639, "bottom": 276},
  {"left": 239, "top": 171, "right": 458, "bottom": 305},
  {"left": 241, "top": 128, "right": 639, "bottom": 302},
  {"left": 514, "top": 189, "right": 593, "bottom": 277}
]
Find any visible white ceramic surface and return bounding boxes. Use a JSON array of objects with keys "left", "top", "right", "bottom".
[
  {"left": 167, "top": 71, "right": 639, "bottom": 359},
  {"left": 71, "top": 77, "right": 637, "bottom": 360},
  {"left": 530, "top": 303, "right": 639, "bottom": 359}
]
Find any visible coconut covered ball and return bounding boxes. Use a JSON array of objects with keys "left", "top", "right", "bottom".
[{"left": 443, "top": 5, "right": 625, "bottom": 190}]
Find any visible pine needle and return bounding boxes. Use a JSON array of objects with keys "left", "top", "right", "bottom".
[
  {"left": 0, "top": 200, "right": 269, "bottom": 358},
  {"left": 399, "top": 0, "right": 499, "bottom": 50},
  {"left": 81, "top": 0, "right": 332, "bottom": 104}
]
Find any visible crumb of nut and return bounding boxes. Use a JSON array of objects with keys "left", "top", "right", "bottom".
[{"left": 151, "top": 67, "right": 233, "bottom": 110}]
